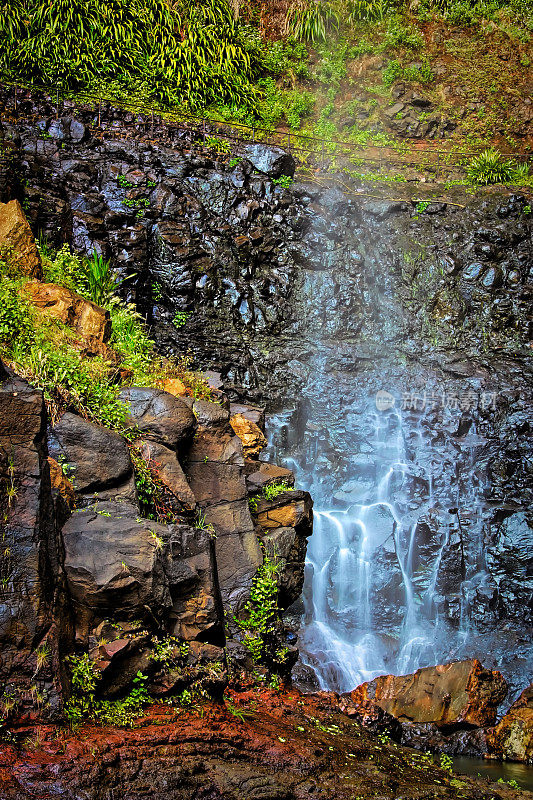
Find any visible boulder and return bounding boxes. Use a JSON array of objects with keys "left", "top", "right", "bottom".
[
  {"left": 119, "top": 387, "right": 195, "bottom": 450},
  {"left": 193, "top": 398, "right": 230, "bottom": 426},
  {"left": 230, "top": 412, "right": 267, "bottom": 457},
  {"left": 347, "top": 660, "right": 507, "bottom": 731},
  {"left": 486, "top": 684, "right": 533, "bottom": 763},
  {"left": 0, "top": 199, "right": 42, "bottom": 278},
  {"left": 136, "top": 438, "right": 196, "bottom": 511},
  {"left": 61, "top": 500, "right": 171, "bottom": 638},
  {"left": 48, "top": 412, "right": 134, "bottom": 501},
  {"left": 244, "top": 144, "right": 296, "bottom": 178},
  {"left": 24, "top": 281, "right": 111, "bottom": 342}
]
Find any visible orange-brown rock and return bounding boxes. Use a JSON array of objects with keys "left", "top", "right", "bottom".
[
  {"left": 486, "top": 684, "right": 533, "bottom": 763},
  {"left": 256, "top": 491, "right": 311, "bottom": 530},
  {"left": 229, "top": 412, "right": 267, "bottom": 457},
  {"left": 348, "top": 660, "right": 507, "bottom": 731},
  {"left": 0, "top": 199, "right": 42, "bottom": 278},
  {"left": 163, "top": 378, "right": 187, "bottom": 397},
  {"left": 47, "top": 456, "right": 75, "bottom": 508},
  {"left": 24, "top": 282, "right": 111, "bottom": 342}
]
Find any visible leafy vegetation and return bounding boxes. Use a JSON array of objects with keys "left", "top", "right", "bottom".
[
  {"left": 234, "top": 549, "right": 283, "bottom": 667},
  {"left": 65, "top": 653, "right": 150, "bottom": 728}
]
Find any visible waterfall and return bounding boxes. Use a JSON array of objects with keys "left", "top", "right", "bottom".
[{"left": 266, "top": 383, "right": 493, "bottom": 694}]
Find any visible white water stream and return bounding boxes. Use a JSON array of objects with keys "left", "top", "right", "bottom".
[{"left": 267, "top": 388, "right": 490, "bottom": 694}]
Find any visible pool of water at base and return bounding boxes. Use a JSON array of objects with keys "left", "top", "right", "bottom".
[{"left": 451, "top": 757, "right": 533, "bottom": 791}]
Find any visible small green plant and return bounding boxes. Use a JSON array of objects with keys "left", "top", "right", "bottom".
[
  {"left": 263, "top": 480, "right": 291, "bottom": 501},
  {"left": 173, "top": 310, "right": 190, "bottom": 329},
  {"left": 272, "top": 175, "right": 294, "bottom": 188},
  {"left": 466, "top": 148, "right": 516, "bottom": 185},
  {"left": 195, "top": 511, "right": 216, "bottom": 538},
  {"left": 228, "top": 157, "right": 242, "bottom": 168},
  {"left": 205, "top": 135, "right": 232, "bottom": 154},
  {"left": 439, "top": 753, "right": 453, "bottom": 772},
  {"left": 117, "top": 174, "right": 133, "bottom": 188}
]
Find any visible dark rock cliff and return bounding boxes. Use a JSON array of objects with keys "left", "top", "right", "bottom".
[{"left": 1, "top": 92, "right": 531, "bottom": 702}]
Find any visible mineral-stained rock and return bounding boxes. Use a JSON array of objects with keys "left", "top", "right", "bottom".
[
  {"left": 48, "top": 412, "right": 134, "bottom": 501},
  {"left": 47, "top": 456, "right": 75, "bottom": 508},
  {"left": 0, "top": 199, "right": 42, "bottom": 278},
  {"left": 347, "top": 660, "right": 507, "bottom": 731},
  {"left": 244, "top": 144, "right": 296, "bottom": 178},
  {"left": 230, "top": 412, "right": 267, "bottom": 457},
  {"left": 229, "top": 402, "right": 265, "bottom": 430},
  {"left": 24, "top": 281, "right": 111, "bottom": 342},
  {"left": 61, "top": 500, "right": 171, "bottom": 639},
  {"left": 486, "top": 684, "right": 533, "bottom": 763},
  {"left": 163, "top": 377, "right": 187, "bottom": 397},
  {"left": 119, "top": 387, "right": 195, "bottom": 450},
  {"left": 136, "top": 439, "right": 196, "bottom": 512},
  {"left": 0, "top": 370, "right": 67, "bottom": 715},
  {"left": 255, "top": 490, "right": 312, "bottom": 531}
]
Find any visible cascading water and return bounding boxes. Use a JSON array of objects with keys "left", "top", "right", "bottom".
[{"left": 266, "top": 365, "right": 503, "bottom": 694}]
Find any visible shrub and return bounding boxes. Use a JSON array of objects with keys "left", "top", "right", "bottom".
[
  {"left": 466, "top": 148, "right": 516, "bottom": 184},
  {"left": 65, "top": 653, "right": 150, "bottom": 728}
]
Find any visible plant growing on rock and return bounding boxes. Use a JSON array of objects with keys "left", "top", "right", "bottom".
[
  {"left": 65, "top": 654, "right": 150, "bottom": 728},
  {"left": 234, "top": 549, "right": 283, "bottom": 667}
]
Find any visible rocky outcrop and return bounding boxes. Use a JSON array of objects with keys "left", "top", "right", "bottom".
[
  {"left": 230, "top": 411, "right": 267, "bottom": 457},
  {"left": 487, "top": 684, "right": 533, "bottom": 763},
  {"left": 184, "top": 403, "right": 262, "bottom": 609},
  {"left": 62, "top": 500, "right": 171, "bottom": 640},
  {"left": 0, "top": 199, "right": 42, "bottom": 278},
  {"left": 344, "top": 660, "right": 507, "bottom": 731},
  {"left": 0, "top": 367, "right": 69, "bottom": 719}
]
